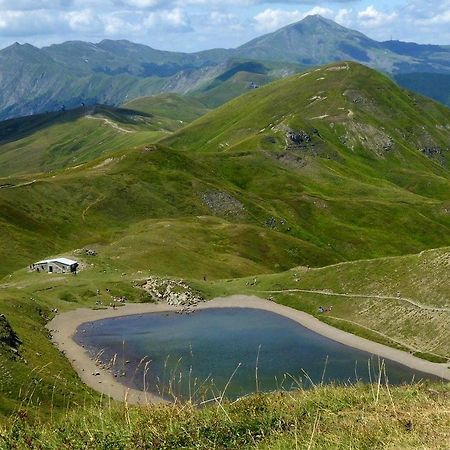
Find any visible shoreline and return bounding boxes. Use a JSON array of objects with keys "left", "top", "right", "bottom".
[{"left": 47, "top": 295, "right": 450, "bottom": 405}]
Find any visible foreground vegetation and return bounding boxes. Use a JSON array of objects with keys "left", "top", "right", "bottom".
[{"left": 1, "top": 383, "right": 449, "bottom": 449}]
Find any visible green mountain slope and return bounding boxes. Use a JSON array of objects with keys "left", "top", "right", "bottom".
[
  {"left": 0, "top": 62, "right": 449, "bottom": 279},
  {"left": 0, "top": 41, "right": 220, "bottom": 121},
  {"left": 0, "top": 105, "right": 167, "bottom": 177},
  {"left": 191, "top": 59, "right": 304, "bottom": 108},
  {"left": 123, "top": 93, "right": 210, "bottom": 126},
  {"left": 162, "top": 62, "right": 450, "bottom": 258}
]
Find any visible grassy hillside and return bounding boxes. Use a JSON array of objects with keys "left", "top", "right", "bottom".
[
  {"left": 123, "top": 93, "right": 210, "bottom": 128},
  {"left": 0, "top": 106, "right": 167, "bottom": 177},
  {"left": 191, "top": 59, "right": 303, "bottom": 108},
  {"left": 0, "top": 141, "right": 341, "bottom": 279},
  {"left": 2, "top": 384, "right": 450, "bottom": 449},
  {"left": 163, "top": 61, "right": 450, "bottom": 259}
]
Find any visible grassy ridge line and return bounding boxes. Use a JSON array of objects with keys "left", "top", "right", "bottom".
[
  {"left": 122, "top": 93, "right": 210, "bottom": 124},
  {"left": 1, "top": 384, "right": 449, "bottom": 449},
  {"left": 0, "top": 98, "right": 209, "bottom": 178},
  {"left": 0, "top": 106, "right": 158, "bottom": 177}
]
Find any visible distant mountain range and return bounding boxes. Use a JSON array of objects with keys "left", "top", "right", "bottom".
[{"left": 1, "top": 14, "right": 449, "bottom": 120}]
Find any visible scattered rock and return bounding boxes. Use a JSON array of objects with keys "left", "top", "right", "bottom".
[
  {"left": 275, "top": 152, "right": 307, "bottom": 169},
  {"left": 420, "top": 146, "right": 443, "bottom": 157},
  {"left": 138, "top": 277, "right": 204, "bottom": 308},
  {"left": 287, "top": 130, "right": 312, "bottom": 146},
  {"left": 200, "top": 189, "right": 245, "bottom": 218},
  {"left": 264, "top": 217, "right": 290, "bottom": 231},
  {"left": 342, "top": 122, "right": 394, "bottom": 156},
  {"left": 416, "top": 132, "right": 446, "bottom": 164}
]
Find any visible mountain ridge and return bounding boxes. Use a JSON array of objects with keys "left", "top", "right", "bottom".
[{"left": 0, "top": 15, "right": 449, "bottom": 120}]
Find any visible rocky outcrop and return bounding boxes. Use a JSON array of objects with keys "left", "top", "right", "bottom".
[
  {"left": 287, "top": 130, "right": 312, "bottom": 146},
  {"left": 200, "top": 189, "right": 245, "bottom": 218},
  {"left": 420, "top": 146, "right": 443, "bottom": 157},
  {"left": 0, "top": 314, "right": 21, "bottom": 358},
  {"left": 342, "top": 122, "right": 394, "bottom": 156},
  {"left": 138, "top": 277, "right": 204, "bottom": 308},
  {"left": 417, "top": 132, "right": 446, "bottom": 164}
]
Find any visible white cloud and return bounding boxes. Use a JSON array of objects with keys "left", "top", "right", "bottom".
[
  {"left": 121, "top": 0, "right": 162, "bottom": 8},
  {"left": 0, "top": 9, "right": 62, "bottom": 36},
  {"left": 65, "top": 9, "right": 99, "bottom": 31},
  {"left": 144, "top": 7, "right": 191, "bottom": 31},
  {"left": 357, "top": 5, "right": 397, "bottom": 28},
  {"left": 334, "top": 8, "right": 351, "bottom": 27},
  {"left": 0, "top": 1, "right": 449, "bottom": 52}
]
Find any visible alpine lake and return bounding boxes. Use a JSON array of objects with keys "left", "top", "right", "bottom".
[{"left": 75, "top": 308, "right": 439, "bottom": 402}]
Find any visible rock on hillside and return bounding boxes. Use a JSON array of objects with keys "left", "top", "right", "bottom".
[
  {"left": 138, "top": 277, "right": 204, "bottom": 308},
  {"left": 0, "top": 314, "right": 21, "bottom": 358}
]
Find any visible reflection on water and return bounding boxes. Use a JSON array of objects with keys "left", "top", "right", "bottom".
[{"left": 75, "top": 308, "right": 439, "bottom": 401}]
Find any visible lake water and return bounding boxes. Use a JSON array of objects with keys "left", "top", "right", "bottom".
[{"left": 75, "top": 308, "right": 438, "bottom": 401}]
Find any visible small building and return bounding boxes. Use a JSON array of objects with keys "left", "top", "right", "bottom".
[{"left": 32, "top": 258, "right": 79, "bottom": 274}]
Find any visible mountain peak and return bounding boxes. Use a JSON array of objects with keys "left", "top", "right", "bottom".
[
  {"left": 0, "top": 42, "right": 43, "bottom": 58},
  {"left": 301, "top": 14, "right": 331, "bottom": 23},
  {"left": 291, "top": 14, "right": 346, "bottom": 31}
]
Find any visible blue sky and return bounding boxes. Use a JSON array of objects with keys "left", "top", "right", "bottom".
[{"left": 0, "top": 1, "right": 448, "bottom": 51}]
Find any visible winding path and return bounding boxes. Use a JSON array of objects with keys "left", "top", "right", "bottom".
[
  {"left": 85, "top": 115, "right": 134, "bottom": 133},
  {"left": 0, "top": 179, "right": 37, "bottom": 189},
  {"left": 258, "top": 289, "right": 450, "bottom": 312}
]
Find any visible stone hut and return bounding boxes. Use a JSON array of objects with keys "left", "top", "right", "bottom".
[{"left": 32, "top": 258, "right": 78, "bottom": 274}]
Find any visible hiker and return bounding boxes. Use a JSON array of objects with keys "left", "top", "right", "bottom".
[
  {"left": 203, "top": 275, "right": 206, "bottom": 281},
  {"left": 318, "top": 306, "right": 324, "bottom": 313}
]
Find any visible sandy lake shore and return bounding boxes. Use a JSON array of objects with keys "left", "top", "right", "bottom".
[{"left": 47, "top": 295, "right": 450, "bottom": 404}]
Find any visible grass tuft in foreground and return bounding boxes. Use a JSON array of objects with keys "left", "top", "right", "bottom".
[{"left": 1, "top": 383, "right": 449, "bottom": 449}]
